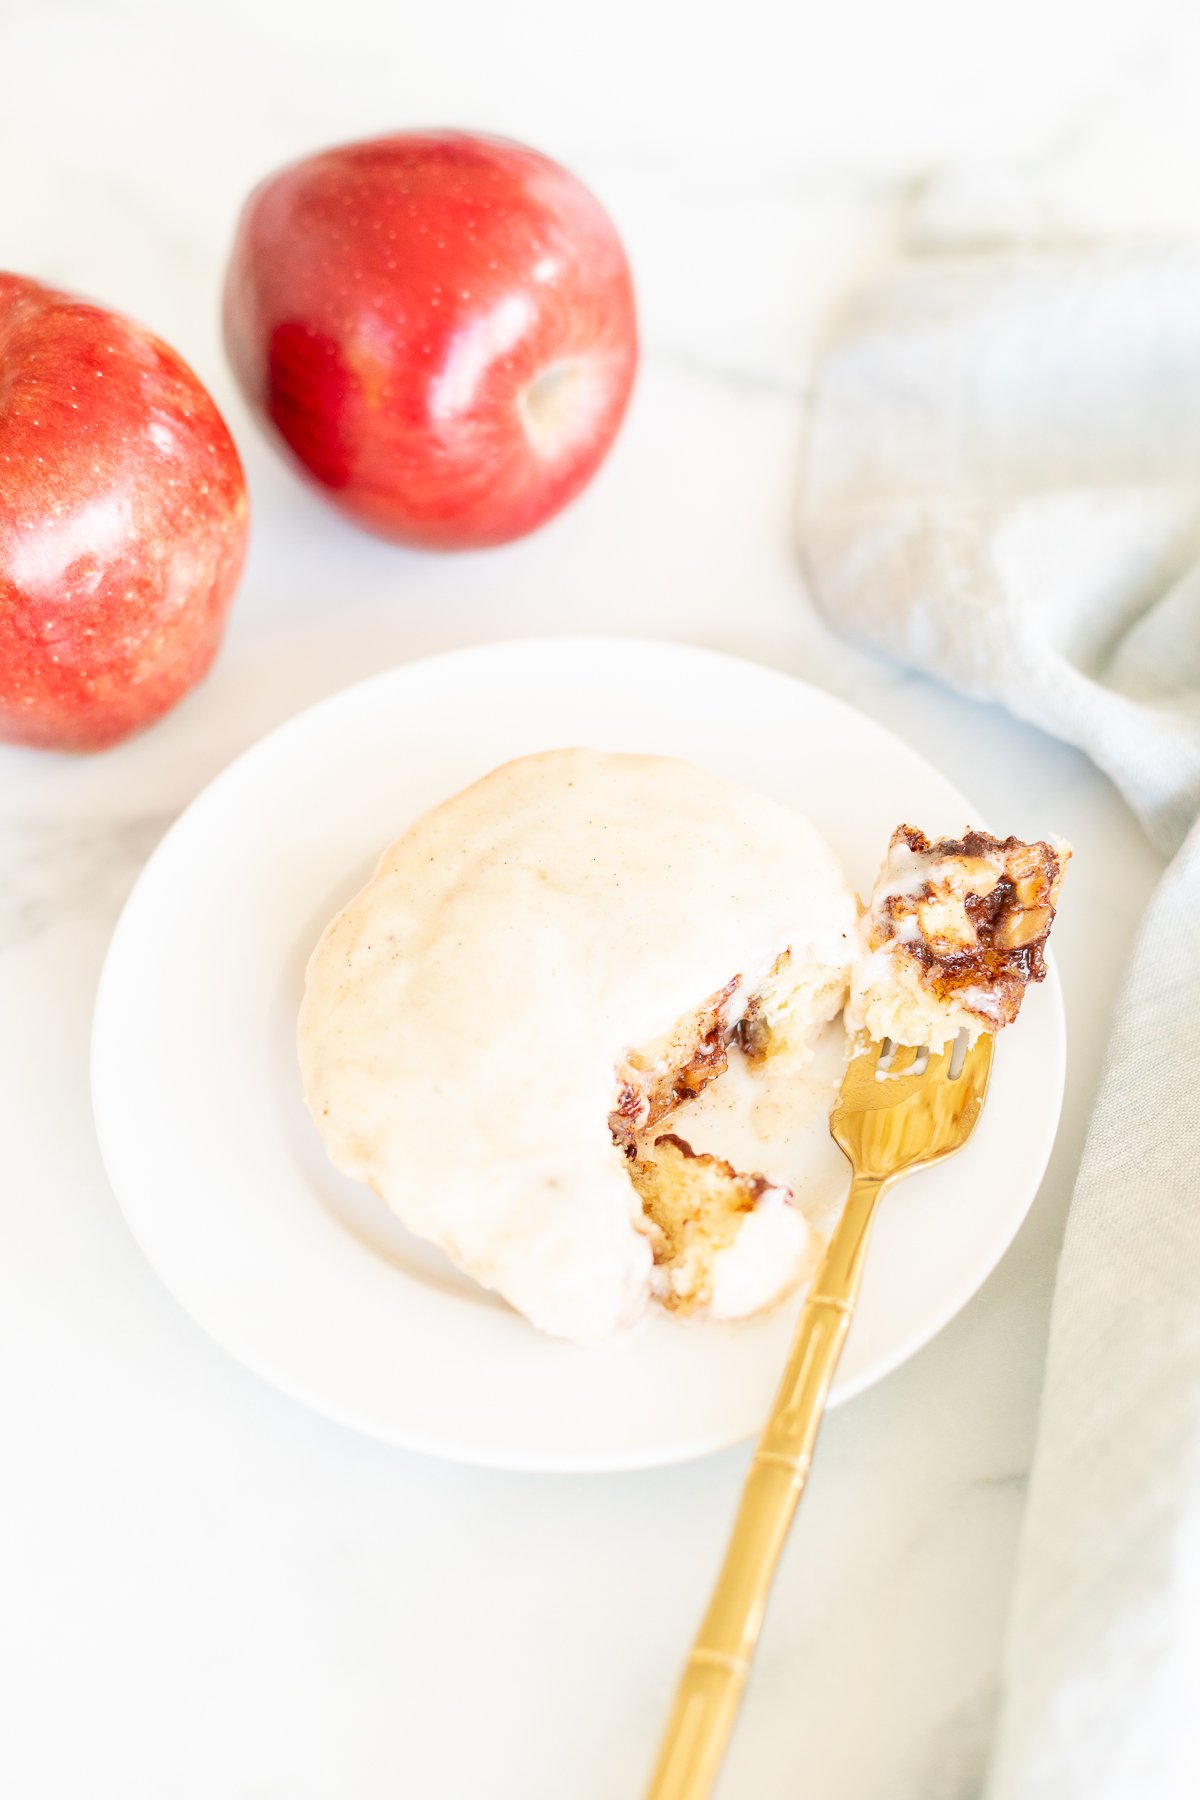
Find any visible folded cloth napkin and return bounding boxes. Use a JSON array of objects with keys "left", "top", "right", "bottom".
[{"left": 799, "top": 219, "right": 1200, "bottom": 1797}]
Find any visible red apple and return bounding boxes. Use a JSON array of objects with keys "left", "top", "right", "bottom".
[
  {"left": 0, "top": 274, "right": 248, "bottom": 752},
  {"left": 224, "top": 130, "right": 637, "bottom": 549}
]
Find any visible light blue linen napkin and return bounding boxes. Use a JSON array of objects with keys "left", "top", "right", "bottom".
[{"left": 800, "top": 226, "right": 1200, "bottom": 1798}]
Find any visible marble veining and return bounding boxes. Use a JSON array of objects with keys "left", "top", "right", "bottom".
[{"left": 0, "top": 813, "right": 172, "bottom": 951}]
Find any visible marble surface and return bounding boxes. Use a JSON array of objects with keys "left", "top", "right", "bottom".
[{"left": 0, "top": 2, "right": 1183, "bottom": 1795}]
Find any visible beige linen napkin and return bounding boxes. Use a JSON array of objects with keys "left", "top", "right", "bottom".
[{"left": 800, "top": 217, "right": 1200, "bottom": 1796}]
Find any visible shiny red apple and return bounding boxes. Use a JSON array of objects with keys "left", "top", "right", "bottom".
[
  {"left": 223, "top": 130, "right": 638, "bottom": 549},
  {"left": 0, "top": 274, "right": 248, "bottom": 752}
]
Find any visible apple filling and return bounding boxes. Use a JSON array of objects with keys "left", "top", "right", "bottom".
[
  {"left": 847, "top": 826, "right": 1070, "bottom": 1050},
  {"left": 630, "top": 1134, "right": 792, "bottom": 1312},
  {"left": 608, "top": 976, "right": 741, "bottom": 1157},
  {"left": 609, "top": 950, "right": 849, "bottom": 1315}
]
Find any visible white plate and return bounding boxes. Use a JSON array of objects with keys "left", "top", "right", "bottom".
[{"left": 92, "top": 638, "right": 1065, "bottom": 1472}]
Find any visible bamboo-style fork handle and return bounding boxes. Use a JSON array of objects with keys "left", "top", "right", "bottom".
[
  {"left": 642, "top": 1030, "right": 993, "bottom": 1800},
  {"left": 643, "top": 1171, "right": 888, "bottom": 1800}
]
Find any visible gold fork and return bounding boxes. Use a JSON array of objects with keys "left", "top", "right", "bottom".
[{"left": 643, "top": 1032, "right": 995, "bottom": 1800}]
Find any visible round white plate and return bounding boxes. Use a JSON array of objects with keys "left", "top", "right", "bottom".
[{"left": 92, "top": 638, "right": 1065, "bottom": 1472}]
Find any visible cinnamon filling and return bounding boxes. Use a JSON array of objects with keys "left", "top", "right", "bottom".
[{"left": 880, "top": 826, "right": 1065, "bottom": 1022}]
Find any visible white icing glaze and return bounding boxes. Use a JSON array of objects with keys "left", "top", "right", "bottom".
[
  {"left": 705, "top": 1189, "right": 816, "bottom": 1322},
  {"left": 298, "top": 749, "right": 858, "bottom": 1343}
]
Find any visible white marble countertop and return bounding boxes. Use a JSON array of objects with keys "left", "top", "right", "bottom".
[{"left": 0, "top": 2, "right": 1180, "bottom": 1795}]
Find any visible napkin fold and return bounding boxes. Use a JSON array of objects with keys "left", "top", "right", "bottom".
[{"left": 800, "top": 211, "right": 1200, "bottom": 1797}]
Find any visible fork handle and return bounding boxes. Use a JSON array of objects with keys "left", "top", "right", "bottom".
[{"left": 642, "top": 1172, "right": 888, "bottom": 1800}]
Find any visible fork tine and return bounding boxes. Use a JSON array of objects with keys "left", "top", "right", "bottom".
[
  {"left": 960, "top": 1033, "right": 995, "bottom": 1085},
  {"left": 847, "top": 1031, "right": 883, "bottom": 1067},
  {"left": 881, "top": 1043, "right": 951, "bottom": 1091}
]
